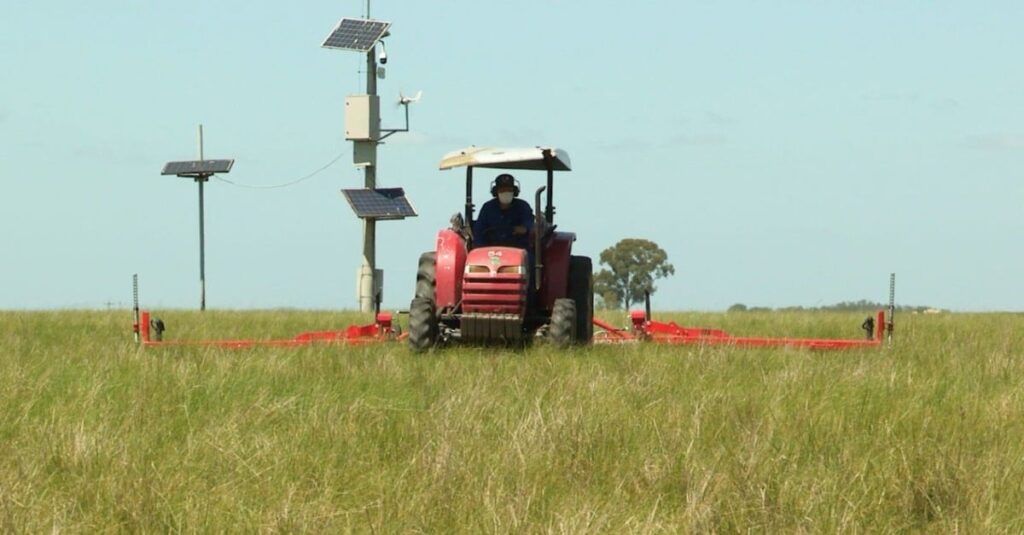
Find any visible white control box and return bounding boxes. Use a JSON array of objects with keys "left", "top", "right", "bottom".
[{"left": 345, "top": 95, "right": 380, "bottom": 141}]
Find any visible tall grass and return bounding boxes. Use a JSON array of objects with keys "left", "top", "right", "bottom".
[{"left": 0, "top": 309, "right": 1022, "bottom": 532}]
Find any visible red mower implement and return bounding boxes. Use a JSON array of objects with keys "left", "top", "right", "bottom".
[
  {"left": 134, "top": 310, "right": 401, "bottom": 348},
  {"left": 595, "top": 308, "right": 889, "bottom": 350},
  {"left": 593, "top": 279, "right": 895, "bottom": 350},
  {"left": 131, "top": 276, "right": 401, "bottom": 349}
]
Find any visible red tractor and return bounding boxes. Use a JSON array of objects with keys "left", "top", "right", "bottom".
[{"left": 408, "top": 146, "right": 593, "bottom": 351}]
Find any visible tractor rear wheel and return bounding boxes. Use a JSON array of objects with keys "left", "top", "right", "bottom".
[
  {"left": 548, "top": 298, "right": 577, "bottom": 347},
  {"left": 408, "top": 297, "right": 438, "bottom": 353},
  {"left": 568, "top": 256, "right": 593, "bottom": 345},
  {"left": 415, "top": 252, "right": 436, "bottom": 300}
]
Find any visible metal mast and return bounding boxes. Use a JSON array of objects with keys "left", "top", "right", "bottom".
[
  {"left": 321, "top": 13, "right": 418, "bottom": 313},
  {"left": 360, "top": 31, "right": 378, "bottom": 313},
  {"left": 197, "top": 125, "right": 207, "bottom": 310},
  {"left": 160, "top": 133, "right": 235, "bottom": 311}
]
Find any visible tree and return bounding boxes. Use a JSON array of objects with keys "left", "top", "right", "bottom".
[
  {"left": 594, "top": 271, "right": 620, "bottom": 309},
  {"left": 593, "top": 239, "right": 675, "bottom": 310}
]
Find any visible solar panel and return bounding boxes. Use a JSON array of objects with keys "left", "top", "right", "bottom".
[
  {"left": 342, "top": 188, "right": 417, "bottom": 220},
  {"left": 161, "top": 160, "right": 234, "bottom": 177},
  {"left": 321, "top": 18, "right": 391, "bottom": 52}
]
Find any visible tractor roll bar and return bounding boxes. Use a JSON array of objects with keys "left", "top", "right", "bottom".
[
  {"left": 462, "top": 148, "right": 557, "bottom": 231},
  {"left": 464, "top": 166, "right": 474, "bottom": 226},
  {"left": 462, "top": 148, "right": 557, "bottom": 254}
]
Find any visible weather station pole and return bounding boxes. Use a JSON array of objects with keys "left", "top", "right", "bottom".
[
  {"left": 197, "top": 125, "right": 207, "bottom": 311},
  {"left": 160, "top": 130, "right": 234, "bottom": 312},
  {"left": 321, "top": 9, "right": 420, "bottom": 314},
  {"left": 360, "top": 35, "right": 378, "bottom": 314}
]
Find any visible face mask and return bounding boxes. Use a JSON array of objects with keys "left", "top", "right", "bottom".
[{"left": 498, "top": 192, "right": 514, "bottom": 205}]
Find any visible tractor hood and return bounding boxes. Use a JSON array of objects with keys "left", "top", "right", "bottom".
[{"left": 439, "top": 147, "right": 571, "bottom": 171}]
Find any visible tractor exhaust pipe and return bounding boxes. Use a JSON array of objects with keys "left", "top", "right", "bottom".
[{"left": 534, "top": 186, "right": 546, "bottom": 291}]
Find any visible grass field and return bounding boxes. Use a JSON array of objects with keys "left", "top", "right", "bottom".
[{"left": 1, "top": 309, "right": 1022, "bottom": 532}]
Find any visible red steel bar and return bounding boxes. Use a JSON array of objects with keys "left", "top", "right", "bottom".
[
  {"left": 138, "top": 309, "right": 886, "bottom": 351},
  {"left": 138, "top": 310, "right": 400, "bottom": 348},
  {"left": 594, "top": 310, "right": 886, "bottom": 350}
]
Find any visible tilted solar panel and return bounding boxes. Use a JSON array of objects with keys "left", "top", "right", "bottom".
[
  {"left": 342, "top": 188, "right": 417, "bottom": 220},
  {"left": 161, "top": 160, "right": 234, "bottom": 176},
  {"left": 322, "top": 18, "right": 391, "bottom": 52}
]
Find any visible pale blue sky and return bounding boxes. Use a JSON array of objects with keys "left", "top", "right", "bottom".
[{"left": 1, "top": 1, "right": 1021, "bottom": 311}]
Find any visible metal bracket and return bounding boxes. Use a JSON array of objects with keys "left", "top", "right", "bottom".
[{"left": 378, "top": 101, "right": 411, "bottom": 141}]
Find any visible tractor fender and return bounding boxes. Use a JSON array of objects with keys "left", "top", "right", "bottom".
[
  {"left": 538, "top": 232, "right": 575, "bottom": 311},
  {"left": 434, "top": 229, "right": 467, "bottom": 311}
]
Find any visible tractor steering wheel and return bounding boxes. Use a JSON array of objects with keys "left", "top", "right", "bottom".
[
  {"left": 480, "top": 225, "right": 528, "bottom": 247},
  {"left": 481, "top": 222, "right": 561, "bottom": 239},
  {"left": 482, "top": 225, "right": 518, "bottom": 239}
]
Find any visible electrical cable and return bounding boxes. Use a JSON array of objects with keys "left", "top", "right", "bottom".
[{"left": 213, "top": 150, "right": 347, "bottom": 189}]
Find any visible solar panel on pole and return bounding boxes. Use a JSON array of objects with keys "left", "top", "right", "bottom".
[
  {"left": 160, "top": 127, "right": 235, "bottom": 311},
  {"left": 321, "top": 18, "right": 391, "bottom": 52},
  {"left": 342, "top": 188, "right": 417, "bottom": 220},
  {"left": 161, "top": 160, "right": 235, "bottom": 177}
]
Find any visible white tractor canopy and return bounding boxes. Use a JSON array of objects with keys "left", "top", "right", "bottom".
[{"left": 439, "top": 146, "right": 571, "bottom": 171}]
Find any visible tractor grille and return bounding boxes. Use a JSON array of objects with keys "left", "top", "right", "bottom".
[
  {"left": 462, "top": 273, "right": 526, "bottom": 315},
  {"left": 461, "top": 313, "right": 523, "bottom": 342}
]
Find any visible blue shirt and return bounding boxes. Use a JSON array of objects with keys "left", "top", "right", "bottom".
[{"left": 472, "top": 198, "right": 534, "bottom": 248}]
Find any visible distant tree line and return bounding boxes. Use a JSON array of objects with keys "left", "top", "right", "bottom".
[
  {"left": 727, "top": 300, "right": 938, "bottom": 313},
  {"left": 586, "top": 237, "right": 939, "bottom": 314}
]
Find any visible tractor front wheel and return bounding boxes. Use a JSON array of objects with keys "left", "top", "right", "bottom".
[
  {"left": 547, "top": 298, "right": 577, "bottom": 347},
  {"left": 408, "top": 297, "right": 439, "bottom": 353},
  {"left": 415, "top": 252, "right": 436, "bottom": 300}
]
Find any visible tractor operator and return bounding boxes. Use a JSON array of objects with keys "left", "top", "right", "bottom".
[{"left": 472, "top": 173, "right": 534, "bottom": 249}]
